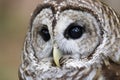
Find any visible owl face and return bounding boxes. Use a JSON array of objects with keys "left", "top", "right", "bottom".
[
  {"left": 19, "top": 0, "right": 120, "bottom": 80},
  {"left": 29, "top": 0, "right": 103, "bottom": 66}
]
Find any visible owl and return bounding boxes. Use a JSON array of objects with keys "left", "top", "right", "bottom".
[{"left": 19, "top": 0, "right": 120, "bottom": 80}]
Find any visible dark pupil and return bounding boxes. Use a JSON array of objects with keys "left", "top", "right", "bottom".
[
  {"left": 64, "top": 23, "right": 85, "bottom": 39},
  {"left": 39, "top": 27, "right": 50, "bottom": 41}
]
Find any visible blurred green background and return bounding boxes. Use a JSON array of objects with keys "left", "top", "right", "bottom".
[{"left": 0, "top": 0, "right": 119, "bottom": 80}]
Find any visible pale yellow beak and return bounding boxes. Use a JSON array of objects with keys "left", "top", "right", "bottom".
[{"left": 53, "top": 46, "right": 63, "bottom": 67}]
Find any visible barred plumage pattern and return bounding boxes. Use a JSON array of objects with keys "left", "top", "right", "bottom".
[{"left": 19, "top": 0, "right": 120, "bottom": 80}]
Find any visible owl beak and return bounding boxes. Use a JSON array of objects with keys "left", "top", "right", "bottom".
[{"left": 53, "top": 46, "right": 63, "bottom": 67}]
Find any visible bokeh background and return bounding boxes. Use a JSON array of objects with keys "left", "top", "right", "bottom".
[{"left": 0, "top": 0, "right": 120, "bottom": 80}]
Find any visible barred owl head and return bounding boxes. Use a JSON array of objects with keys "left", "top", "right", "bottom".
[{"left": 19, "top": 0, "right": 120, "bottom": 80}]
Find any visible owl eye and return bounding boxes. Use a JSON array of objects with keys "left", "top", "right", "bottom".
[
  {"left": 38, "top": 25, "right": 50, "bottom": 41},
  {"left": 64, "top": 23, "right": 85, "bottom": 39}
]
